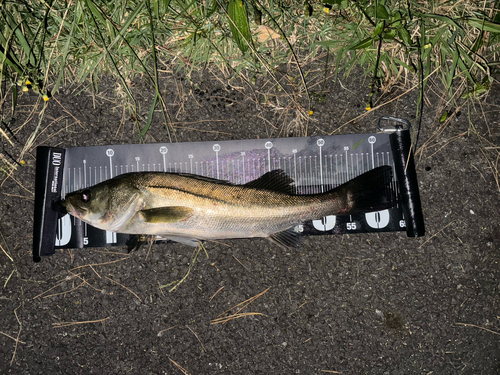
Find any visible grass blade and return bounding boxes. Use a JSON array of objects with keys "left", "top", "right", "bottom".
[
  {"left": 227, "top": 0, "right": 252, "bottom": 54},
  {"left": 465, "top": 17, "right": 500, "bottom": 33}
]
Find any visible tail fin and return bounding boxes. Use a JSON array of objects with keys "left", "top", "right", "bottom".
[{"left": 340, "top": 166, "right": 395, "bottom": 213}]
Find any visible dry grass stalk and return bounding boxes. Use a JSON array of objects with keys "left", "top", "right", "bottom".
[
  {"left": 418, "top": 221, "right": 455, "bottom": 249},
  {"left": 68, "top": 271, "right": 104, "bottom": 293},
  {"left": 186, "top": 325, "right": 206, "bottom": 351},
  {"left": 169, "top": 358, "right": 191, "bottom": 375},
  {"left": 157, "top": 325, "right": 177, "bottom": 336},
  {"left": 162, "top": 242, "right": 206, "bottom": 292},
  {"left": 0, "top": 240, "right": 13, "bottom": 262},
  {"left": 211, "top": 288, "right": 269, "bottom": 325},
  {"left": 0, "top": 331, "right": 26, "bottom": 344},
  {"left": 232, "top": 254, "right": 250, "bottom": 271},
  {"left": 43, "top": 281, "right": 85, "bottom": 299},
  {"left": 479, "top": 144, "right": 500, "bottom": 193},
  {"left": 456, "top": 322, "right": 500, "bottom": 336},
  {"left": 0, "top": 126, "right": 14, "bottom": 146},
  {"left": 209, "top": 286, "right": 224, "bottom": 302},
  {"left": 105, "top": 276, "right": 142, "bottom": 302},
  {"left": 69, "top": 257, "right": 129, "bottom": 271},
  {"left": 211, "top": 312, "right": 266, "bottom": 325},
  {"left": 216, "top": 287, "right": 270, "bottom": 318},
  {"left": 33, "top": 273, "right": 82, "bottom": 299},
  {"left": 52, "top": 316, "right": 111, "bottom": 328},
  {"left": 9, "top": 306, "right": 22, "bottom": 366}
]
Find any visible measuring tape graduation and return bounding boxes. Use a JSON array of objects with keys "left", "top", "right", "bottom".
[{"left": 33, "top": 117, "right": 425, "bottom": 262}]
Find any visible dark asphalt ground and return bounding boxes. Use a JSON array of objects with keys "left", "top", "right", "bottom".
[{"left": 1, "top": 68, "right": 499, "bottom": 374}]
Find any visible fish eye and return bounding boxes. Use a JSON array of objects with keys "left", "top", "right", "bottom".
[{"left": 81, "top": 190, "right": 92, "bottom": 203}]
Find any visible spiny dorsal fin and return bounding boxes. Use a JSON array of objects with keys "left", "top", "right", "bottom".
[
  {"left": 244, "top": 170, "right": 295, "bottom": 194},
  {"left": 140, "top": 206, "right": 193, "bottom": 223}
]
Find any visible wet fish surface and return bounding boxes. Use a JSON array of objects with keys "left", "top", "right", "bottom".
[{"left": 64, "top": 166, "right": 395, "bottom": 247}]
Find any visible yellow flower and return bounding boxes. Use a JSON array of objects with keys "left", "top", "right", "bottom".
[
  {"left": 365, "top": 105, "right": 371, "bottom": 111},
  {"left": 42, "top": 94, "right": 49, "bottom": 101},
  {"left": 20, "top": 160, "right": 26, "bottom": 166},
  {"left": 22, "top": 86, "right": 29, "bottom": 92},
  {"left": 25, "top": 79, "right": 32, "bottom": 85},
  {"left": 308, "top": 110, "right": 314, "bottom": 116}
]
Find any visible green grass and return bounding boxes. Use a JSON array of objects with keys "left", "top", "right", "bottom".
[
  {"left": 0, "top": 0, "right": 499, "bottom": 144},
  {"left": 320, "top": 0, "right": 500, "bottom": 108}
]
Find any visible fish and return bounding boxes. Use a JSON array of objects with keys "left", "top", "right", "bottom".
[{"left": 63, "top": 166, "right": 395, "bottom": 248}]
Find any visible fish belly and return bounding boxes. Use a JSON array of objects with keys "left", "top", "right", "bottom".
[{"left": 122, "top": 197, "right": 321, "bottom": 240}]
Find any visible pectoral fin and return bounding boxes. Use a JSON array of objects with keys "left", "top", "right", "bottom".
[{"left": 140, "top": 206, "right": 194, "bottom": 223}]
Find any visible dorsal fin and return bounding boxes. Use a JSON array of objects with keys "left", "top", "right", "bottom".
[
  {"left": 142, "top": 172, "right": 234, "bottom": 187},
  {"left": 244, "top": 170, "right": 295, "bottom": 194}
]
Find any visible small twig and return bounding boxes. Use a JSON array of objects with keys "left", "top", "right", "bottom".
[
  {"left": 213, "top": 288, "right": 269, "bottom": 324},
  {"left": 43, "top": 281, "right": 85, "bottom": 299},
  {"left": 456, "top": 322, "right": 500, "bottom": 336},
  {"left": 186, "top": 325, "right": 206, "bottom": 351},
  {"left": 89, "top": 249, "right": 131, "bottom": 256},
  {"left": 2, "top": 193, "right": 33, "bottom": 200},
  {"left": 67, "top": 271, "right": 104, "bottom": 293},
  {"left": 33, "top": 274, "right": 80, "bottom": 299},
  {"left": 145, "top": 238, "right": 154, "bottom": 261},
  {"left": 5, "top": 174, "right": 34, "bottom": 196},
  {"left": 0, "top": 241, "right": 13, "bottom": 262},
  {"left": 70, "top": 257, "right": 129, "bottom": 271},
  {"left": 171, "top": 119, "right": 231, "bottom": 126},
  {"left": 217, "top": 288, "right": 269, "bottom": 318},
  {"left": 209, "top": 287, "right": 224, "bottom": 302},
  {"left": 232, "top": 255, "right": 250, "bottom": 272},
  {"left": 158, "top": 326, "right": 177, "bottom": 336},
  {"left": 211, "top": 312, "right": 266, "bottom": 325},
  {"left": 288, "top": 301, "right": 308, "bottom": 317},
  {"left": 418, "top": 221, "right": 454, "bottom": 249},
  {"left": 161, "top": 244, "right": 204, "bottom": 292},
  {"left": 89, "top": 265, "right": 101, "bottom": 279},
  {"left": 0, "top": 331, "right": 25, "bottom": 344},
  {"left": 169, "top": 358, "right": 191, "bottom": 375},
  {"left": 10, "top": 306, "right": 22, "bottom": 366},
  {"left": 52, "top": 316, "right": 111, "bottom": 328},
  {"left": 4, "top": 269, "right": 15, "bottom": 288},
  {"left": 105, "top": 276, "right": 142, "bottom": 302},
  {"left": 170, "top": 124, "right": 233, "bottom": 135}
]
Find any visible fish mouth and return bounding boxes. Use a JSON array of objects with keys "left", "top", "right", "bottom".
[
  {"left": 51, "top": 198, "right": 68, "bottom": 216},
  {"left": 64, "top": 201, "right": 88, "bottom": 219}
]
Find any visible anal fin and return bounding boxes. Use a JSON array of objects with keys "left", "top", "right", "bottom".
[
  {"left": 268, "top": 228, "right": 300, "bottom": 249},
  {"left": 157, "top": 235, "right": 200, "bottom": 247}
]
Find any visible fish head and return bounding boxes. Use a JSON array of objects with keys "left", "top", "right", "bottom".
[{"left": 63, "top": 177, "right": 142, "bottom": 231}]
